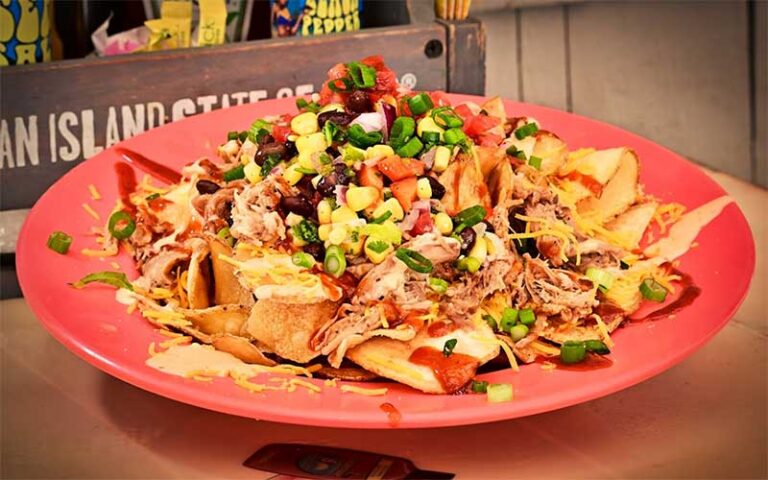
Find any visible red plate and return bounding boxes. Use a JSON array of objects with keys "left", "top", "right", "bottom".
[{"left": 17, "top": 95, "right": 755, "bottom": 428}]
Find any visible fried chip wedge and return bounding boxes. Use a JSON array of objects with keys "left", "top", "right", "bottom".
[
  {"left": 532, "top": 131, "right": 568, "bottom": 175},
  {"left": 578, "top": 148, "right": 640, "bottom": 221},
  {"left": 480, "top": 96, "right": 507, "bottom": 137},
  {"left": 438, "top": 153, "right": 492, "bottom": 216},
  {"left": 246, "top": 298, "right": 340, "bottom": 363},
  {"left": 346, "top": 317, "right": 499, "bottom": 394},
  {"left": 180, "top": 304, "right": 251, "bottom": 336},
  {"left": 186, "top": 238, "right": 212, "bottom": 309},
  {"left": 605, "top": 201, "right": 658, "bottom": 250},
  {"left": 207, "top": 236, "right": 254, "bottom": 307}
]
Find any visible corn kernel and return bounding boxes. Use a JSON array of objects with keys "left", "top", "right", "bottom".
[
  {"left": 433, "top": 212, "right": 453, "bottom": 235},
  {"left": 292, "top": 235, "right": 307, "bottom": 247},
  {"left": 433, "top": 146, "right": 451, "bottom": 173},
  {"left": 346, "top": 186, "right": 380, "bottom": 212},
  {"left": 417, "top": 116, "right": 445, "bottom": 139},
  {"left": 240, "top": 153, "right": 253, "bottom": 165},
  {"left": 372, "top": 198, "right": 405, "bottom": 222},
  {"left": 296, "top": 132, "right": 327, "bottom": 154},
  {"left": 365, "top": 144, "right": 395, "bottom": 160},
  {"left": 318, "top": 224, "right": 332, "bottom": 241},
  {"left": 243, "top": 162, "right": 262, "bottom": 184},
  {"left": 468, "top": 234, "right": 488, "bottom": 263},
  {"left": 331, "top": 205, "right": 358, "bottom": 224},
  {"left": 283, "top": 164, "right": 304, "bottom": 185},
  {"left": 416, "top": 177, "right": 432, "bottom": 200},
  {"left": 311, "top": 174, "right": 323, "bottom": 188},
  {"left": 285, "top": 212, "right": 304, "bottom": 227},
  {"left": 364, "top": 237, "right": 394, "bottom": 264},
  {"left": 342, "top": 235, "right": 364, "bottom": 256},
  {"left": 298, "top": 151, "right": 316, "bottom": 169},
  {"left": 317, "top": 199, "right": 332, "bottom": 224},
  {"left": 328, "top": 225, "right": 348, "bottom": 245},
  {"left": 290, "top": 112, "right": 319, "bottom": 136},
  {"left": 320, "top": 103, "right": 344, "bottom": 113}
]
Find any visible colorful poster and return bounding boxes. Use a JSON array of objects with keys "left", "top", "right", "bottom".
[
  {"left": 0, "top": 0, "right": 52, "bottom": 65},
  {"left": 271, "top": 0, "right": 361, "bottom": 38}
]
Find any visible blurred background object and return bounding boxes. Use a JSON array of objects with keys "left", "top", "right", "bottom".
[{"left": 0, "top": 0, "right": 54, "bottom": 64}]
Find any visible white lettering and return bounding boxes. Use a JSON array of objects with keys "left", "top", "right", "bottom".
[
  {"left": 105, "top": 107, "right": 120, "bottom": 147},
  {"left": 14, "top": 115, "right": 38, "bottom": 167},
  {"left": 0, "top": 120, "right": 12, "bottom": 169},
  {"left": 295, "top": 84, "right": 314, "bottom": 96},
  {"left": 147, "top": 102, "right": 165, "bottom": 129},
  {"left": 196, "top": 95, "right": 217, "bottom": 113},
  {"left": 276, "top": 87, "right": 293, "bottom": 98},
  {"left": 57, "top": 112, "right": 80, "bottom": 162},
  {"left": 172, "top": 98, "right": 196, "bottom": 121},
  {"left": 249, "top": 90, "right": 268, "bottom": 103},
  {"left": 49, "top": 113, "right": 57, "bottom": 163},
  {"left": 122, "top": 104, "right": 145, "bottom": 139},
  {"left": 221, "top": 94, "right": 231, "bottom": 109},
  {"left": 230, "top": 91, "right": 248, "bottom": 106},
  {"left": 81, "top": 110, "right": 103, "bottom": 158}
]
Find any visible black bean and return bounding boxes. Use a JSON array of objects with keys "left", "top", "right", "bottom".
[
  {"left": 303, "top": 243, "right": 326, "bottom": 262},
  {"left": 334, "top": 163, "right": 355, "bottom": 186},
  {"left": 458, "top": 228, "right": 477, "bottom": 256},
  {"left": 346, "top": 90, "right": 371, "bottom": 114},
  {"left": 426, "top": 176, "right": 446, "bottom": 199},
  {"left": 316, "top": 175, "right": 337, "bottom": 197},
  {"left": 279, "top": 195, "right": 315, "bottom": 217},
  {"left": 295, "top": 176, "right": 316, "bottom": 199},
  {"left": 318, "top": 111, "right": 354, "bottom": 127},
  {"left": 195, "top": 179, "right": 221, "bottom": 195},
  {"left": 284, "top": 140, "right": 297, "bottom": 157},
  {"left": 258, "top": 134, "right": 275, "bottom": 146}
]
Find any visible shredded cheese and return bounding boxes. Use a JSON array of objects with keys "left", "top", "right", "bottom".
[
  {"left": 81, "top": 245, "right": 119, "bottom": 257},
  {"left": 540, "top": 361, "right": 557, "bottom": 371},
  {"left": 340, "top": 385, "right": 388, "bottom": 396},
  {"left": 148, "top": 342, "right": 158, "bottom": 357},
  {"left": 289, "top": 378, "right": 323, "bottom": 393},
  {"left": 160, "top": 335, "right": 192, "bottom": 349},
  {"left": 88, "top": 184, "right": 102, "bottom": 200},
  {"left": 592, "top": 314, "right": 614, "bottom": 348},
  {"left": 82, "top": 203, "right": 100, "bottom": 220},
  {"left": 529, "top": 340, "right": 561, "bottom": 356}
]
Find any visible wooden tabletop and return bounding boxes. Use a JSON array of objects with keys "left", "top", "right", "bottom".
[{"left": 1, "top": 170, "right": 765, "bottom": 479}]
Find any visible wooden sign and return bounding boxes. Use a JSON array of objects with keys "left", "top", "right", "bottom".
[{"left": 0, "top": 21, "right": 486, "bottom": 211}]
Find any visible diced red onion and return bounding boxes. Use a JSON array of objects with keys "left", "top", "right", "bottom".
[
  {"left": 334, "top": 184, "right": 348, "bottom": 206},
  {"left": 350, "top": 112, "right": 385, "bottom": 134},
  {"left": 398, "top": 200, "right": 431, "bottom": 232},
  {"left": 421, "top": 147, "right": 437, "bottom": 170},
  {"left": 381, "top": 103, "right": 397, "bottom": 140}
]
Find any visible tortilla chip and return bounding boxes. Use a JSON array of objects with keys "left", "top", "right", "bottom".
[
  {"left": 480, "top": 96, "right": 507, "bottom": 137},
  {"left": 246, "top": 298, "right": 339, "bottom": 363},
  {"left": 578, "top": 149, "right": 640, "bottom": 221},
  {"left": 207, "top": 236, "right": 254, "bottom": 307},
  {"left": 186, "top": 239, "right": 211, "bottom": 309},
  {"left": 605, "top": 202, "right": 658, "bottom": 250},
  {"left": 210, "top": 334, "right": 275, "bottom": 366},
  {"left": 180, "top": 304, "right": 250, "bottom": 336},
  {"left": 532, "top": 131, "right": 567, "bottom": 175},
  {"left": 438, "top": 153, "right": 492, "bottom": 216}
]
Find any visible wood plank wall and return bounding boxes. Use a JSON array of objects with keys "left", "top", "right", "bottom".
[{"left": 479, "top": 0, "right": 766, "bottom": 187}]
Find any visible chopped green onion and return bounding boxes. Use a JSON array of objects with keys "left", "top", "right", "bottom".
[
  {"left": 443, "top": 128, "right": 466, "bottom": 146},
  {"left": 324, "top": 245, "right": 347, "bottom": 278},
  {"left": 108, "top": 211, "right": 136, "bottom": 240},
  {"left": 47, "top": 231, "right": 72, "bottom": 254},
  {"left": 584, "top": 339, "right": 611, "bottom": 355},
  {"left": 347, "top": 124, "right": 383, "bottom": 148},
  {"left": 365, "top": 239, "right": 390, "bottom": 254},
  {"left": 586, "top": 267, "right": 615, "bottom": 292},
  {"left": 442, "top": 338, "right": 457, "bottom": 357},
  {"left": 560, "top": 341, "right": 587, "bottom": 364},
  {"left": 421, "top": 131, "right": 440, "bottom": 145},
  {"left": 295, "top": 167, "right": 317, "bottom": 175},
  {"left": 407, "top": 93, "right": 434, "bottom": 116},
  {"left": 432, "top": 107, "right": 464, "bottom": 128},
  {"left": 227, "top": 131, "right": 239, "bottom": 141},
  {"left": 483, "top": 314, "right": 498, "bottom": 331},
  {"left": 500, "top": 308, "right": 519, "bottom": 332},
  {"left": 509, "top": 324, "right": 529, "bottom": 342},
  {"left": 519, "top": 308, "right": 536, "bottom": 326},
  {"left": 370, "top": 211, "right": 392, "bottom": 224},
  {"left": 71, "top": 271, "right": 133, "bottom": 291},
  {"left": 486, "top": 383, "right": 514, "bottom": 403},
  {"left": 248, "top": 119, "right": 272, "bottom": 143},
  {"left": 639, "top": 278, "right": 668, "bottom": 302},
  {"left": 260, "top": 154, "right": 282, "bottom": 177},
  {"left": 428, "top": 277, "right": 449, "bottom": 294},
  {"left": 395, "top": 248, "right": 434, "bottom": 274},
  {"left": 217, "top": 226, "right": 234, "bottom": 246},
  {"left": 389, "top": 116, "right": 416, "bottom": 148},
  {"left": 456, "top": 256, "right": 481, "bottom": 273},
  {"left": 452, "top": 205, "right": 487, "bottom": 233},
  {"left": 514, "top": 122, "right": 539, "bottom": 140},
  {"left": 223, "top": 164, "right": 246, "bottom": 182},
  {"left": 505, "top": 145, "right": 518, "bottom": 156},
  {"left": 395, "top": 136, "right": 424, "bottom": 158},
  {"left": 238, "top": 131, "right": 249, "bottom": 143},
  {"left": 528, "top": 156, "right": 542, "bottom": 170},
  {"left": 292, "top": 251, "right": 315, "bottom": 269},
  {"left": 471, "top": 380, "right": 489, "bottom": 394},
  {"left": 292, "top": 219, "right": 320, "bottom": 243},
  {"left": 346, "top": 62, "right": 377, "bottom": 89},
  {"left": 295, "top": 98, "right": 320, "bottom": 113},
  {"left": 146, "top": 193, "right": 160, "bottom": 201}
]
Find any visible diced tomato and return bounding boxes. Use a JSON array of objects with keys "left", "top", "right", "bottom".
[
  {"left": 327, "top": 63, "right": 348, "bottom": 79},
  {"left": 377, "top": 156, "right": 425, "bottom": 181},
  {"left": 464, "top": 114, "right": 501, "bottom": 137},
  {"left": 272, "top": 124, "right": 291, "bottom": 143},
  {"left": 429, "top": 91, "right": 452, "bottom": 108},
  {"left": 402, "top": 309, "right": 427, "bottom": 329},
  {"left": 453, "top": 104, "right": 474, "bottom": 122},
  {"left": 391, "top": 177, "right": 418, "bottom": 211},
  {"left": 409, "top": 208, "right": 433, "bottom": 235},
  {"left": 359, "top": 164, "right": 384, "bottom": 190},
  {"left": 360, "top": 55, "right": 385, "bottom": 69},
  {"left": 477, "top": 133, "right": 503, "bottom": 147}
]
